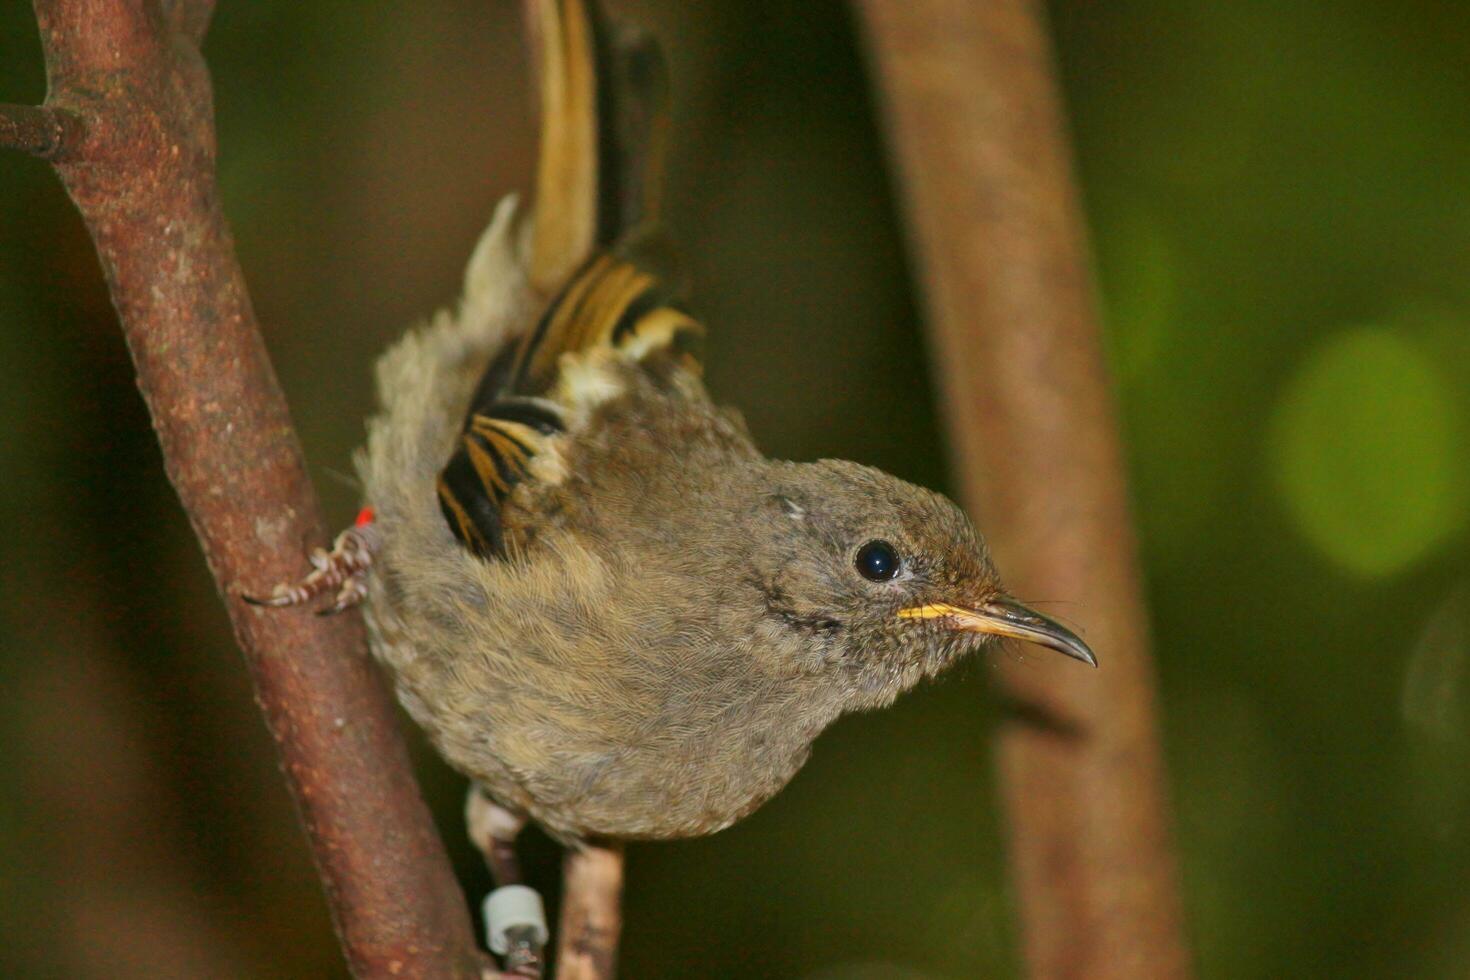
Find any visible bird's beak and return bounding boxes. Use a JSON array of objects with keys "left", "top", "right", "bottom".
[{"left": 898, "top": 597, "right": 1098, "bottom": 667}]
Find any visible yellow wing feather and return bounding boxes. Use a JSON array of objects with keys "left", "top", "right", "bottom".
[{"left": 438, "top": 0, "right": 699, "bottom": 559}]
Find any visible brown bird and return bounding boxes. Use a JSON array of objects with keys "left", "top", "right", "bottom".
[{"left": 254, "top": 0, "right": 1094, "bottom": 971}]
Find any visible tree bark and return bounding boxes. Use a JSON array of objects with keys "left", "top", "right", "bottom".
[
  {"left": 853, "top": 1, "right": 1192, "bottom": 977},
  {"left": 1, "top": 2, "right": 483, "bottom": 976}
]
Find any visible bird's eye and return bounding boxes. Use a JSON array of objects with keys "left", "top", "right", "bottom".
[{"left": 855, "top": 540, "right": 900, "bottom": 582}]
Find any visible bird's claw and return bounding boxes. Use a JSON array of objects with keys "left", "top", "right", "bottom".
[
  {"left": 243, "top": 508, "right": 380, "bottom": 615},
  {"left": 500, "top": 925, "right": 545, "bottom": 978}
]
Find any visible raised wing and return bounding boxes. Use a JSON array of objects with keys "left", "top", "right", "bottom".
[{"left": 437, "top": 0, "right": 701, "bottom": 559}]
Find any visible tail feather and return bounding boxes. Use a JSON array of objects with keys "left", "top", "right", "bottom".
[{"left": 526, "top": 0, "right": 670, "bottom": 295}]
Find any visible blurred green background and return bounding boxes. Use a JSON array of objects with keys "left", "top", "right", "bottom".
[{"left": 3, "top": 1, "right": 1469, "bottom": 976}]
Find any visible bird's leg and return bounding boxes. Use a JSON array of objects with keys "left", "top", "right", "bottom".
[
  {"left": 467, "top": 785, "right": 528, "bottom": 886},
  {"left": 244, "top": 507, "right": 380, "bottom": 614},
  {"left": 467, "top": 787, "right": 546, "bottom": 979}
]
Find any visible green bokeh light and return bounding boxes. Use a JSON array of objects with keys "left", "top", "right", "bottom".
[{"left": 1269, "top": 326, "right": 1468, "bottom": 577}]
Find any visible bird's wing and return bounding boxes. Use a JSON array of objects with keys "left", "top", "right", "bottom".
[{"left": 437, "top": 0, "right": 702, "bottom": 559}]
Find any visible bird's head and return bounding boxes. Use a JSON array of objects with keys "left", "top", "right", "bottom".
[{"left": 747, "top": 459, "right": 1095, "bottom": 711}]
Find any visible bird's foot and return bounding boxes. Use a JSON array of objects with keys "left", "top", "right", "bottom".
[
  {"left": 501, "top": 927, "right": 545, "bottom": 978},
  {"left": 243, "top": 507, "right": 381, "bottom": 615}
]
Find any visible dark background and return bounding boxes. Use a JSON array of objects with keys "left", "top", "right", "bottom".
[{"left": 3, "top": 1, "right": 1468, "bottom": 976}]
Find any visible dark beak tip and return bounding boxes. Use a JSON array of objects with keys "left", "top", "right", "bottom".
[
  {"left": 1050, "top": 636, "right": 1098, "bottom": 668},
  {"left": 1052, "top": 635, "right": 1098, "bottom": 669},
  {"left": 984, "top": 596, "right": 1098, "bottom": 669}
]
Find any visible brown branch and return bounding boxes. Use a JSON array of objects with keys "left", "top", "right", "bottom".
[
  {"left": 10, "top": 1, "right": 483, "bottom": 976},
  {"left": 554, "top": 843, "right": 624, "bottom": 980},
  {"left": 853, "top": 1, "right": 1191, "bottom": 978},
  {"left": 0, "top": 103, "right": 82, "bottom": 159}
]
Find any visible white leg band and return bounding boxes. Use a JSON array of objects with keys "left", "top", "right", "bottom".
[{"left": 484, "top": 884, "right": 548, "bottom": 956}]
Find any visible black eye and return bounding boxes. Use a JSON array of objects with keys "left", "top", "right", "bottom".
[{"left": 855, "top": 540, "right": 900, "bottom": 582}]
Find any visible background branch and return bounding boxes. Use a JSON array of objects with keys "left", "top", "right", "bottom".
[
  {"left": 6, "top": 1, "right": 482, "bottom": 976},
  {"left": 854, "top": 1, "right": 1192, "bottom": 976},
  {"left": 554, "top": 844, "right": 624, "bottom": 980}
]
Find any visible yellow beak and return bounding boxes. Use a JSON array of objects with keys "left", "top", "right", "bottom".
[{"left": 898, "top": 597, "right": 1097, "bottom": 667}]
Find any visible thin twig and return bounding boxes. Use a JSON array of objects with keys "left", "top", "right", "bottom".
[
  {"left": 0, "top": 103, "right": 81, "bottom": 159},
  {"left": 7, "top": 2, "right": 484, "bottom": 976},
  {"left": 555, "top": 843, "right": 624, "bottom": 980},
  {"left": 854, "top": 1, "right": 1192, "bottom": 977},
  {"left": 161, "top": 0, "right": 216, "bottom": 43}
]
